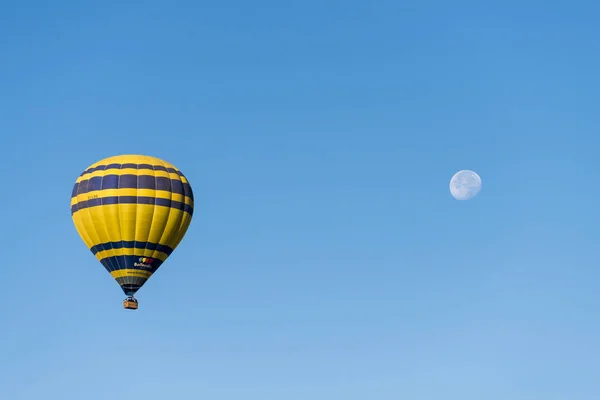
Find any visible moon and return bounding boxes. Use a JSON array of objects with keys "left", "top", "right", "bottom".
[{"left": 449, "top": 170, "right": 482, "bottom": 200}]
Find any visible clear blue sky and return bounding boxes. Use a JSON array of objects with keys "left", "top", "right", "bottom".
[{"left": 0, "top": 0, "right": 598, "bottom": 399}]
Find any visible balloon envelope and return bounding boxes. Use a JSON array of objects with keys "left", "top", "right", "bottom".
[{"left": 70, "top": 154, "right": 194, "bottom": 297}]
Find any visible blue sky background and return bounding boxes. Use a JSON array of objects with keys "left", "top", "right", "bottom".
[{"left": 0, "top": 0, "right": 599, "bottom": 399}]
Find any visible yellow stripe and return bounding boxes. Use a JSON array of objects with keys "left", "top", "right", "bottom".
[
  {"left": 110, "top": 269, "right": 153, "bottom": 279},
  {"left": 96, "top": 247, "right": 169, "bottom": 262},
  {"left": 71, "top": 188, "right": 193, "bottom": 206},
  {"left": 76, "top": 168, "right": 181, "bottom": 183},
  {"left": 72, "top": 203, "right": 190, "bottom": 252}
]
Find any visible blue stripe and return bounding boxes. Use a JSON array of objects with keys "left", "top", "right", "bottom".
[
  {"left": 90, "top": 241, "right": 174, "bottom": 255},
  {"left": 80, "top": 163, "right": 184, "bottom": 177},
  {"left": 71, "top": 196, "right": 193, "bottom": 215},
  {"left": 72, "top": 175, "right": 194, "bottom": 201},
  {"left": 100, "top": 255, "right": 165, "bottom": 274}
]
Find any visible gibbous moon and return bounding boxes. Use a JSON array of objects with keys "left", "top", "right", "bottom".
[{"left": 449, "top": 170, "right": 481, "bottom": 200}]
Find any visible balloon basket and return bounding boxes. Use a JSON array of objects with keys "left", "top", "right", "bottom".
[{"left": 123, "top": 298, "right": 138, "bottom": 310}]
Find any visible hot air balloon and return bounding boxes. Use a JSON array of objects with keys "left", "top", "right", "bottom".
[{"left": 70, "top": 154, "right": 194, "bottom": 310}]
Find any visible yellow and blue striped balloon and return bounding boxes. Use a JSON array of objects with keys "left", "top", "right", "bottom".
[{"left": 71, "top": 154, "right": 194, "bottom": 300}]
